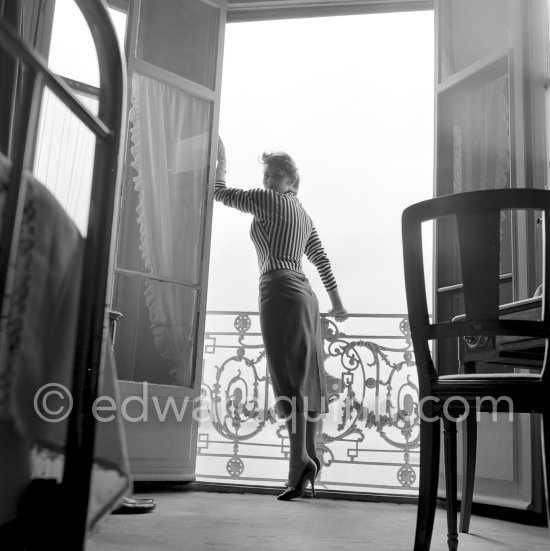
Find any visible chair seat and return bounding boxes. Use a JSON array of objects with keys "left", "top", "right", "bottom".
[
  {"left": 432, "top": 375, "right": 544, "bottom": 414},
  {"left": 439, "top": 373, "right": 540, "bottom": 380}
]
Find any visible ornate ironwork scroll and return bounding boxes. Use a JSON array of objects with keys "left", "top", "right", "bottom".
[{"left": 197, "top": 312, "right": 419, "bottom": 495}]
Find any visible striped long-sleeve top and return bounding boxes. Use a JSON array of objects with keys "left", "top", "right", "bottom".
[{"left": 214, "top": 180, "right": 338, "bottom": 292}]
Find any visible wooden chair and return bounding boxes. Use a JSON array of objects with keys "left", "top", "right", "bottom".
[{"left": 401, "top": 189, "right": 550, "bottom": 551}]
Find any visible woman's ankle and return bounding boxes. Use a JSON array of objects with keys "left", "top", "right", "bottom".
[{"left": 288, "top": 457, "right": 314, "bottom": 486}]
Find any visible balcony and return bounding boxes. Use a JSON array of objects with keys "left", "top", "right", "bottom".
[{"left": 196, "top": 311, "right": 419, "bottom": 495}]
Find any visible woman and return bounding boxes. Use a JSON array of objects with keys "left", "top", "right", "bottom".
[{"left": 214, "top": 139, "right": 347, "bottom": 500}]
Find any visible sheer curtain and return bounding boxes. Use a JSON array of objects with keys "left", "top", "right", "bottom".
[
  {"left": 451, "top": 74, "right": 511, "bottom": 193},
  {"left": 438, "top": 0, "right": 511, "bottom": 193},
  {"left": 437, "top": 1, "right": 513, "bottom": 295},
  {"left": 128, "top": 73, "right": 211, "bottom": 386}
]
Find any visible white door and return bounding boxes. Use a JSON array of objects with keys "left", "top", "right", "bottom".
[
  {"left": 433, "top": 0, "right": 548, "bottom": 512},
  {"left": 111, "top": 0, "right": 226, "bottom": 481}
]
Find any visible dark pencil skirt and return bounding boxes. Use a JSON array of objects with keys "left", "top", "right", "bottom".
[{"left": 259, "top": 269, "right": 328, "bottom": 418}]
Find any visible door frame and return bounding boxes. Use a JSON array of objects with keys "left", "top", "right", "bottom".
[{"left": 111, "top": 0, "right": 226, "bottom": 481}]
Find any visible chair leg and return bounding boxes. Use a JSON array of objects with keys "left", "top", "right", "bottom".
[
  {"left": 443, "top": 418, "right": 458, "bottom": 551},
  {"left": 459, "top": 413, "right": 476, "bottom": 533},
  {"left": 414, "top": 418, "right": 441, "bottom": 551}
]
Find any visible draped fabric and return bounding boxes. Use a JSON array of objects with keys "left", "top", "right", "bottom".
[
  {"left": 438, "top": 1, "right": 511, "bottom": 193},
  {"left": 451, "top": 74, "right": 510, "bottom": 193},
  {"left": 128, "top": 73, "right": 211, "bottom": 387},
  {"left": 0, "top": 176, "right": 130, "bottom": 531},
  {"left": 441, "top": 27, "right": 512, "bottom": 293}
]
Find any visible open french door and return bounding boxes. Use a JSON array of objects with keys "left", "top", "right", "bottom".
[
  {"left": 433, "top": 0, "right": 548, "bottom": 513},
  {"left": 109, "top": 0, "right": 431, "bottom": 486},
  {"left": 111, "top": 0, "right": 226, "bottom": 481}
]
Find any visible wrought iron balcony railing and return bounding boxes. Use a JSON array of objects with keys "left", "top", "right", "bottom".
[{"left": 196, "top": 311, "right": 420, "bottom": 495}]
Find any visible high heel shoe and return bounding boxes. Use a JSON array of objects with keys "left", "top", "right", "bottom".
[
  {"left": 312, "top": 456, "right": 321, "bottom": 479},
  {"left": 277, "top": 460, "right": 317, "bottom": 501},
  {"left": 283, "top": 455, "right": 321, "bottom": 487}
]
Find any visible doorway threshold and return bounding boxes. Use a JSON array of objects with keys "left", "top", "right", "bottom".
[{"left": 133, "top": 480, "right": 417, "bottom": 505}]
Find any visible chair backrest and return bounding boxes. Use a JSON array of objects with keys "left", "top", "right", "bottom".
[{"left": 402, "top": 189, "right": 550, "bottom": 380}]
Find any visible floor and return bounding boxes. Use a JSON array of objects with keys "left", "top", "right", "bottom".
[{"left": 87, "top": 490, "right": 549, "bottom": 551}]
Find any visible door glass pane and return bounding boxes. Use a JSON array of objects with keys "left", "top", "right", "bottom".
[
  {"left": 115, "top": 166, "right": 145, "bottom": 273},
  {"left": 446, "top": 72, "right": 511, "bottom": 194},
  {"left": 48, "top": 1, "right": 127, "bottom": 86},
  {"left": 438, "top": 59, "right": 511, "bottom": 198},
  {"left": 112, "top": 273, "right": 198, "bottom": 387},
  {"left": 137, "top": 0, "right": 219, "bottom": 89},
  {"left": 33, "top": 89, "right": 98, "bottom": 235},
  {"left": 437, "top": 212, "right": 513, "bottom": 297},
  {"left": 119, "top": 73, "right": 213, "bottom": 284},
  {"left": 437, "top": 65, "right": 512, "bottom": 289},
  {"left": 439, "top": 0, "right": 511, "bottom": 82}
]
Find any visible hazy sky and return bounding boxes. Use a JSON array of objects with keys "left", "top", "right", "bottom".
[
  {"left": 208, "top": 11, "right": 435, "bottom": 314},
  {"left": 45, "top": 3, "right": 435, "bottom": 315},
  {"left": 48, "top": 3, "right": 127, "bottom": 86}
]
